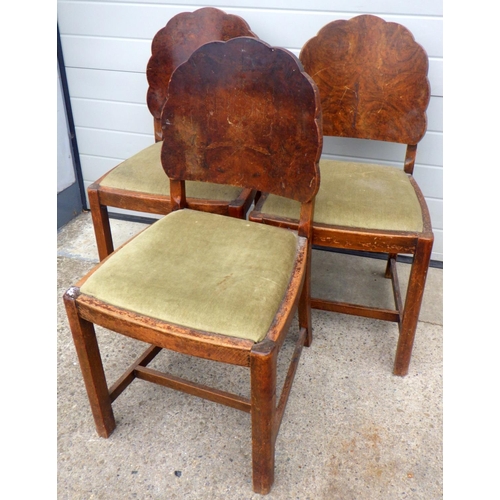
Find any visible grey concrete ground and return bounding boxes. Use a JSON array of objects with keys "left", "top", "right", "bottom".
[{"left": 57, "top": 212, "right": 442, "bottom": 499}]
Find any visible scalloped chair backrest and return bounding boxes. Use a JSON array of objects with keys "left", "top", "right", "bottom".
[
  {"left": 300, "top": 14, "right": 430, "bottom": 146},
  {"left": 161, "top": 37, "right": 322, "bottom": 204},
  {"left": 146, "top": 7, "right": 257, "bottom": 141}
]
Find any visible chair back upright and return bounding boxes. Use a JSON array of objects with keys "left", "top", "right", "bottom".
[
  {"left": 300, "top": 15, "right": 430, "bottom": 173},
  {"left": 161, "top": 37, "right": 323, "bottom": 235},
  {"left": 147, "top": 7, "right": 257, "bottom": 141}
]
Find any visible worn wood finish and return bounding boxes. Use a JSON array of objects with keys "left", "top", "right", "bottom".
[
  {"left": 250, "top": 340, "right": 277, "bottom": 495},
  {"left": 109, "top": 345, "right": 162, "bottom": 402},
  {"left": 162, "top": 37, "right": 322, "bottom": 203},
  {"left": 311, "top": 298, "right": 401, "bottom": 322},
  {"left": 63, "top": 289, "right": 116, "bottom": 438},
  {"left": 75, "top": 292, "right": 255, "bottom": 367},
  {"left": 297, "top": 201, "right": 316, "bottom": 346},
  {"left": 88, "top": 8, "right": 258, "bottom": 261},
  {"left": 64, "top": 38, "right": 322, "bottom": 495},
  {"left": 393, "top": 236, "right": 433, "bottom": 374},
  {"left": 135, "top": 365, "right": 252, "bottom": 413},
  {"left": 147, "top": 7, "right": 256, "bottom": 138},
  {"left": 250, "top": 15, "right": 434, "bottom": 376},
  {"left": 275, "top": 327, "right": 308, "bottom": 433},
  {"left": 300, "top": 14, "right": 430, "bottom": 147}
]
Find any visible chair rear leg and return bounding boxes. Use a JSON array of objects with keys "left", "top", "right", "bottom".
[
  {"left": 393, "top": 238, "right": 433, "bottom": 376},
  {"left": 298, "top": 250, "right": 313, "bottom": 347},
  {"left": 64, "top": 288, "right": 116, "bottom": 437},
  {"left": 385, "top": 253, "right": 397, "bottom": 278},
  {"left": 88, "top": 186, "right": 114, "bottom": 260},
  {"left": 250, "top": 340, "right": 277, "bottom": 495}
]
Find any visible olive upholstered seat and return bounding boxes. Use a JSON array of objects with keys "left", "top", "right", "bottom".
[
  {"left": 260, "top": 160, "right": 423, "bottom": 232},
  {"left": 99, "top": 141, "right": 243, "bottom": 201},
  {"left": 81, "top": 209, "right": 299, "bottom": 343}
]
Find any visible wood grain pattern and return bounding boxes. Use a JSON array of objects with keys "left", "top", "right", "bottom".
[
  {"left": 161, "top": 37, "right": 322, "bottom": 203},
  {"left": 146, "top": 7, "right": 257, "bottom": 136},
  {"left": 300, "top": 14, "right": 430, "bottom": 144}
]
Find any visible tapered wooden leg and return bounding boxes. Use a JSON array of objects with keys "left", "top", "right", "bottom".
[
  {"left": 298, "top": 247, "right": 313, "bottom": 347},
  {"left": 64, "top": 288, "right": 116, "bottom": 437},
  {"left": 250, "top": 340, "right": 277, "bottom": 495},
  {"left": 385, "top": 253, "right": 397, "bottom": 278},
  {"left": 393, "top": 237, "right": 433, "bottom": 376},
  {"left": 88, "top": 185, "right": 114, "bottom": 260}
]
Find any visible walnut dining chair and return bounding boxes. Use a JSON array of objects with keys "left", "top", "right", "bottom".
[
  {"left": 88, "top": 7, "right": 258, "bottom": 261},
  {"left": 250, "top": 15, "right": 433, "bottom": 376},
  {"left": 64, "top": 36, "right": 322, "bottom": 494}
]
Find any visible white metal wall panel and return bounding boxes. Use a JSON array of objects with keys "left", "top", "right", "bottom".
[
  {"left": 427, "top": 97, "right": 443, "bottom": 132},
  {"left": 75, "top": 128, "right": 154, "bottom": 161},
  {"left": 58, "top": 36, "right": 151, "bottom": 72},
  {"left": 65, "top": 68, "right": 148, "bottom": 103},
  {"left": 57, "top": 0, "right": 444, "bottom": 260},
  {"left": 70, "top": 99, "right": 151, "bottom": 135},
  {"left": 59, "top": 0, "right": 443, "bottom": 16},
  {"left": 414, "top": 166, "right": 443, "bottom": 200}
]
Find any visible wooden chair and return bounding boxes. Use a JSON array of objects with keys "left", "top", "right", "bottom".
[
  {"left": 88, "top": 7, "right": 258, "bottom": 261},
  {"left": 250, "top": 15, "right": 433, "bottom": 376},
  {"left": 64, "top": 37, "right": 322, "bottom": 494}
]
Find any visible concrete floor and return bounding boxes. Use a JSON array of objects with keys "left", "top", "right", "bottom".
[{"left": 57, "top": 212, "right": 443, "bottom": 499}]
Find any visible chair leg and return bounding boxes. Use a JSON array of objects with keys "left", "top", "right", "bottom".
[
  {"left": 88, "top": 186, "right": 114, "bottom": 260},
  {"left": 393, "top": 237, "right": 433, "bottom": 376},
  {"left": 298, "top": 248, "right": 313, "bottom": 347},
  {"left": 385, "top": 253, "right": 397, "bottom": 278},
  {"left": 250, "top": 340, "right": 277, "bottom": 495},
  {"left": 64, "top": 288, "right": 116, "bottom": 437}
]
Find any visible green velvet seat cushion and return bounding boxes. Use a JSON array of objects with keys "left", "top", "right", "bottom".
[
  {"left": 99, "top": 141, "right": 244, "bottom": 201},
  {"left": 80, "top": 209, "right": 300, "bottom": 343},
  {"left": 260, "top": 160, "right": 423, "bottom": 232}
]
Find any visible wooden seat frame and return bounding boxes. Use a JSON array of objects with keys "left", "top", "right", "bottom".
[
  {"left": 87, "top": 7, "right": 258, "bottom": 261},
  {"left": 250, "top": 15, "right": 434, "bottom": 376},
  {"left": 64, "top": 37, "right": 322, "bottom": 494}
]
